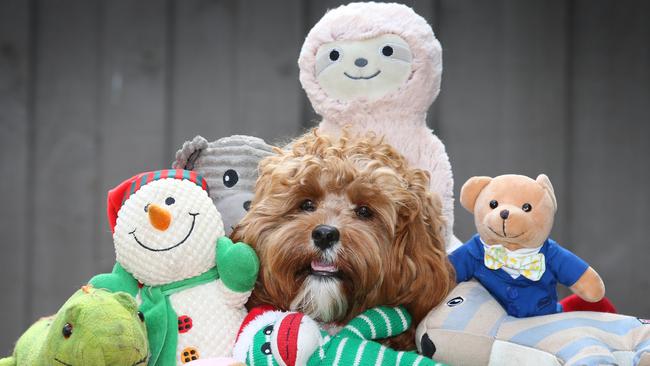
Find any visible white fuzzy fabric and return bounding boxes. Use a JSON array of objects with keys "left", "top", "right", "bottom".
[
  {"left": 114, "top": 179, "right": 223, "bottom": 286},
  {"left": 170, "top": 280, "right": 248, "bottom": 360},
  {"left": 299, "top": 2, "right": 459, "bottom": 248}
]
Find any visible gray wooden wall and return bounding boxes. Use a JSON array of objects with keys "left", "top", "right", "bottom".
[{"left": 0, "top": 0, "right": 648, "bottom": 354}]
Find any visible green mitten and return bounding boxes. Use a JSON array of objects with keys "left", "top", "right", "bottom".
[
  {"left": 89, "top": 262, "right": 140, "bottom": 297},
  {"left": 216, "top": 236, "right": 259, "bottom": 292}
]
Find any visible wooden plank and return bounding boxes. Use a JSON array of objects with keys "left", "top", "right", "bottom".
[
  {"left": 569, "top": 0, "right": 650, "bottom": 315},
  {"left": 30, "top": 0, "right": 100, "bottom": 316},
  {"left": 0, "top": 0, "right": 31, "bottom": 354},
  {"left": 95, "top": 0, "right": 169, "bottom": 271},
  {"left": 170, "top": 0, "right": 238, "bottom": 148},
  {"left": 234, "top": 0, "right": 304, "bottom": 144},
  {"left": 436, "top": 0, "right": 570, "bottom": 243}
]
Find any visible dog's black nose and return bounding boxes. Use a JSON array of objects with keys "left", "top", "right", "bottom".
[
  {"left": 500, "top": 209, "right": 510, "bottom": 219},
  {"left": 354, "top": 58, "right": 368, "bottom": 67},
  {"left": 243, "top": 200, "right": 251, "bottom": 211},
  {"left": 312, "top": 225, "right": 340, "bottom": 250}
]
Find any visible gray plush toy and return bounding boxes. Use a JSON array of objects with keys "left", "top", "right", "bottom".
[{"left": 173, "top": 135, "right": 275, "bottom": 234}]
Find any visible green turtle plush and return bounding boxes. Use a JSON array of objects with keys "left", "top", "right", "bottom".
[
  {"left": 0, "top": 286, "right": 148, "bottom": 366},
  {"left": 232, "top": 305, "right": 448, "bottom": 366}
]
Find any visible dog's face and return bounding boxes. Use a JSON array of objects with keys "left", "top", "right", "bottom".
[{"left": 232, "top": 131, "right": 454, "bottom": 331}]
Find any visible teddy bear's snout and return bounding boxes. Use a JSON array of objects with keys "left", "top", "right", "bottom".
[{"left": 500, "top": 209, "right": 510, "bottom": 219}]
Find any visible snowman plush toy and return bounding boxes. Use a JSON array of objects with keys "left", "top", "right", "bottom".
[{"left": 90, "top": 169, "right": 259, "bottom": 366}]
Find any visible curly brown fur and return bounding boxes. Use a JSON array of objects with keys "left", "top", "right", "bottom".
[{"left": 232, "top": 129, "right": 455, "bottom": 350}]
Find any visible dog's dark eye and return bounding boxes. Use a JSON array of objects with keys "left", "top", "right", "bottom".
[
  {"left": 489, "top": 200, "right": 499, "bottom": 209},
  {"left": 522, "top": 203, "right": 532, "bottom": 212},
  {"left": 62, "top": 323, "right": 73, "bottom": 338},
  {"left": 138, "top": 311, "right": 145, "bottom": 322},
  {"left": 446, "top": 296, "right": 464, "bottom": 307},
  {"left": 354, "top": 206, "right": 373, "bottom": 219},
  {"left": 300, "top": 199, "right": 316, "bottom": 212},
  {"left": 329, "top": 49, "right": 340, "bottom": 61},
  {"left": 223, "top": 169, "right": 238, "bottom": 188}
]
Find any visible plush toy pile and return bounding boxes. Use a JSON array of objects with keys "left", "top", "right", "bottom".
[
  {"left": 4, "top": 3, "right": 650, "bottom": 366},
  {"left": 0, "top": 286, "right": 148, "bottom": 366}
]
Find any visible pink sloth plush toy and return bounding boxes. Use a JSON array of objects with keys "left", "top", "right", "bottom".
[{"left": 298, "top": 2, "right": 461, "bottom": 250}]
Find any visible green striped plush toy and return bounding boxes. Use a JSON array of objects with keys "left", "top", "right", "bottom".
[{"left": 232, "top": 306, "right": 447, "bottom": 366}]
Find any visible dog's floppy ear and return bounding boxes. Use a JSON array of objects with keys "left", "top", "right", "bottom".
[
  {"left": 460, "top": 176, "right": 492, "bottom": 213},
  {"left": 173, "top": 135, "right": 208, "bottom": 170},
  {"left": 388, "top": 172, "right": 455, "bottom": 338}
]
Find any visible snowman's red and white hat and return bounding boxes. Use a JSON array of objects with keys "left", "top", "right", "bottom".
[
  {"left": 233, "top": 306, "right": 322, "bottom": 366},
  {"left": 107, "top": 169, "right": 208, "bottom": 233}
]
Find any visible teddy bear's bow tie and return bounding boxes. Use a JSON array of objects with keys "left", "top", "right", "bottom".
[{"left": 484, "top": 245, "right": 546, "bottom": 281}]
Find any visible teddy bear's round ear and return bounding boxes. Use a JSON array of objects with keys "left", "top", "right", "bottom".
[
  {"left": 536, "top": 174, "right": 557, "bottom": 211},
  {"left": 172, "top": 135, "right": 209, "bottom": 170},
  {"left": 460, "top": 176, "right": 492, "bottom": 213}
]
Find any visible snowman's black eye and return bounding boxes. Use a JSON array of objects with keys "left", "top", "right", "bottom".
[
  {"left": 489, "top": 200, "right": 499, "bottom": 209},
  {"left": 382, "top": 45, "right": 394, "bottom": 56},
  {"left": 329, "top": 50, "right": 340, "bottom": 61},
  {"left": 446, "top": 296, "right": 464, "bottom": 307},
  {"left": 223, "top": 169, "right": 239, "bottom": 188},
  {"left": 263, "top": 325, "right": 273, "bottom": 335},
  {"left": 261, "top": 342, "right": 272, "bottom": 355},
  {"left": 165, "top": 197, "right": 175, "bottom": 206},
  {"left": 62, "top": 323, "right": 73, "bottom": 338}
]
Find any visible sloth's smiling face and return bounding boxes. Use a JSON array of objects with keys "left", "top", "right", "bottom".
[
  {"left": 113, "top": 178, "right": 223, "bottom": 286},
  {"left": 315, "top": 34, "right": 413, "bottom": 101}
]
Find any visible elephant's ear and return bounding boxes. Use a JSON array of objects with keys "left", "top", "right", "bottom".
[{"left": 173, "top": 135, "right": 209, "bottom": 170}]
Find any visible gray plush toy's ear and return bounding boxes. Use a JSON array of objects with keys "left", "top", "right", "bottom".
[
  {"left": 173, "top": 135, "right": 209, "bottom": 170},
  {"left": 460, "top": 176, "right": 492, "bottom": 213}
]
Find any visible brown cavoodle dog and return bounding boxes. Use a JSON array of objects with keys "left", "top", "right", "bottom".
[{"left": 231, "top": 130, "right": 454, "bottom": 349}]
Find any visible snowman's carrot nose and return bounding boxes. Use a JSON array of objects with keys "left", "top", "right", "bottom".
[{"left": 148, "top": 204, "right": 171, "bottom": 231}]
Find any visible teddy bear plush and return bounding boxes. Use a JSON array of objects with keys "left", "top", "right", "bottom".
[
  {"left": 173, "top": 135, "right": 275, "bottom": 235},
  {"left": 233, "top": 305, "right": 447, "bottom": 366},
  {"left": 0, "top": 286, "right": 148, "bottom": 366},
  {"left": 415, "top": 280, "right": 650, "bottom": 366},
  {"left": 449, "top": 174, "right": 605, "bottom": 318},
  {"left": 298, "top": 2, "right": 461, "bottom": 250},
  {"left": 89, "top": 169, "right": 259, "bottom": 365}
]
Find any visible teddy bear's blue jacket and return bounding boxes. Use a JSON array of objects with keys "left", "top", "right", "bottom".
[{"left": 449, "top": 234, "right": 589, "bottom": 318}]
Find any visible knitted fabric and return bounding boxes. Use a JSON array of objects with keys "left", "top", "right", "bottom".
[
  {"left": 0, "top": 287, "right": 148, "bottom": 366},
  {"left": 307, "top": 307, "right": 444, "bottom": 366},
  {"left": 173, "top": 135, "right": 275, "bottom": 234},
  {"left": 234, "top": 306, "right": 448, "bottom": 366}
]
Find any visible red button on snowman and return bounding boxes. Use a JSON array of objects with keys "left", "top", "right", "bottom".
[{"left": 90, "top": 169, "right": 259, "bottom": 366}]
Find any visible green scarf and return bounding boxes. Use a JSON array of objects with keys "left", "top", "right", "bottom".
[{"left": 89, "top": 263, "right": 219, "bottom": 366}]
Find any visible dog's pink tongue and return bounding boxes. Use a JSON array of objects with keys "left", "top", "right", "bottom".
[{"left": 311, "top": 260, "right": 338, "bottom": 272}]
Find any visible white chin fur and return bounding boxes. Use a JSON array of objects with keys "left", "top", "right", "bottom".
[{"left": 290, "top": 275, "right": 347, "bottom": 323}]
